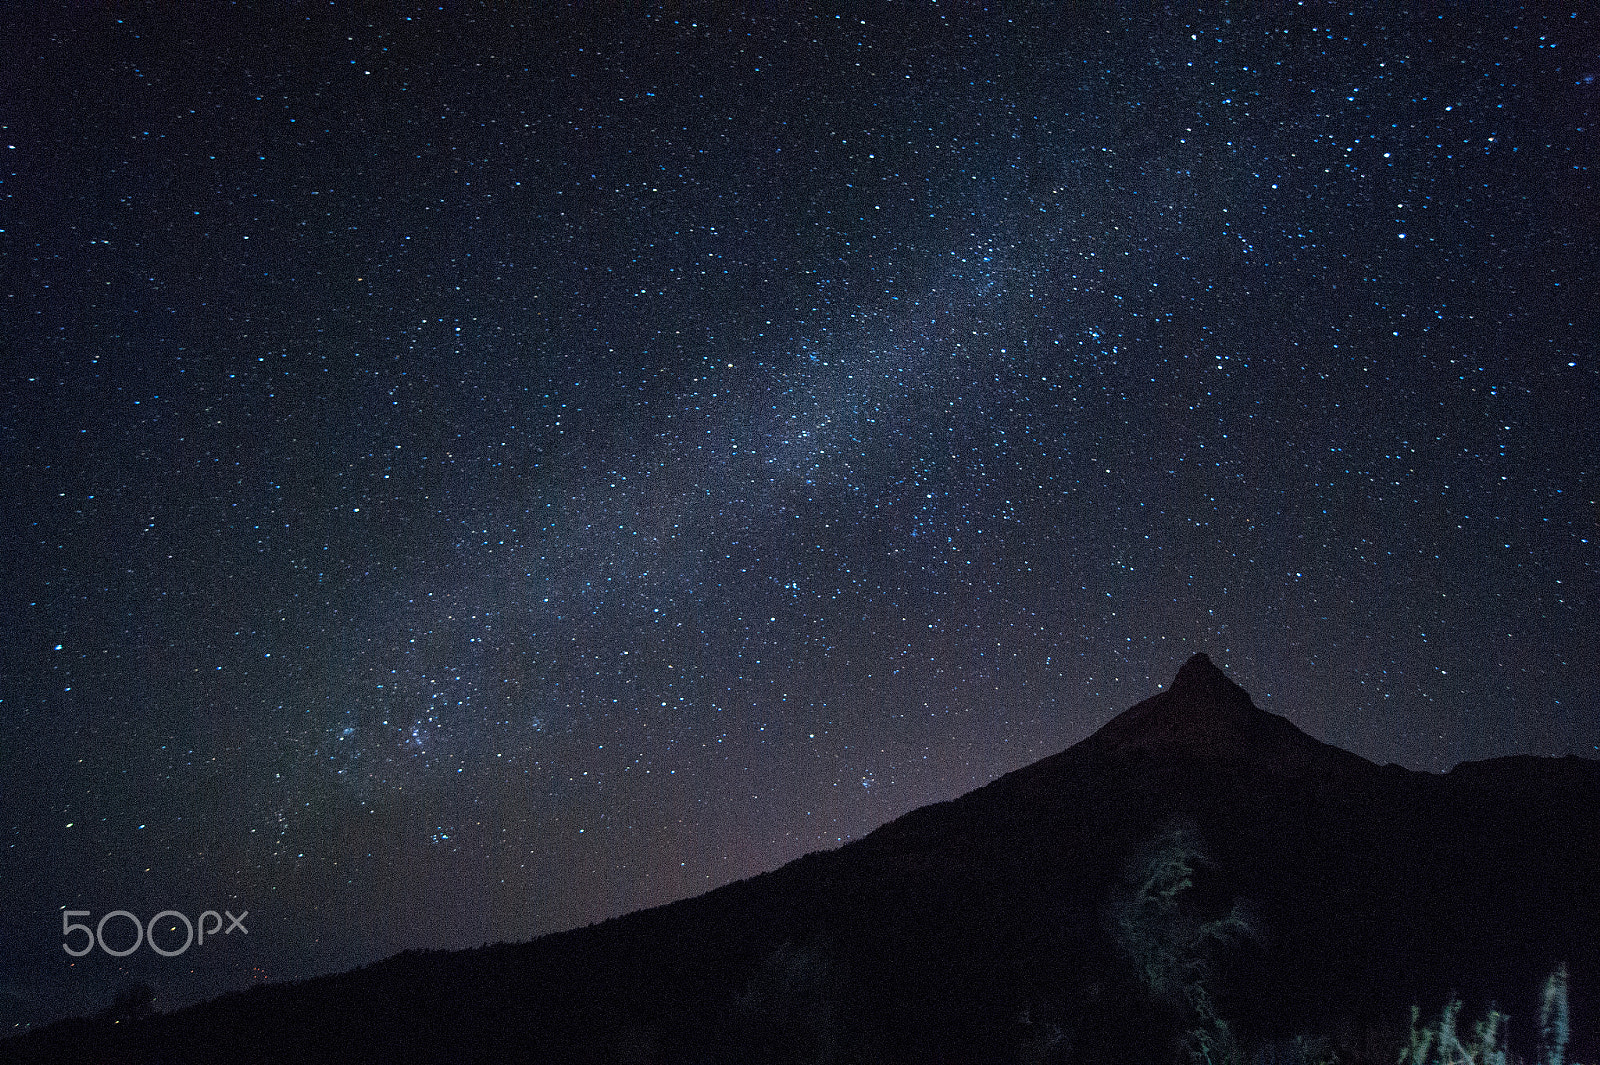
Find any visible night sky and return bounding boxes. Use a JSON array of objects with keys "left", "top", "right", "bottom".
[{"left": 3, "top": 0, "right": 1596, "bottom": 1033}]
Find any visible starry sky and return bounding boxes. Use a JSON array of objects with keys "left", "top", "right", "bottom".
[{"left": 2, "top": 0, "right": 1596, "bottom": 1034}]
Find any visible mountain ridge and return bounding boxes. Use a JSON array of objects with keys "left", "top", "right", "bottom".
[{"left": 6, "top": 655, "right": 1596, "bottom": 1065}]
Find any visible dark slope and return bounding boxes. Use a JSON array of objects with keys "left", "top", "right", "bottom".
[{"left": 7, "top": 655, "right": 1597, "bottom": 1064}]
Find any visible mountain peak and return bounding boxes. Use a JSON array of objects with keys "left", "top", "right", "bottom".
[
  {"left": 1169, "top": 652, "right": 1249, "bottom": 703},
  {"left": 1085, "top": 653, "right": 1367, "bottom": 776}
]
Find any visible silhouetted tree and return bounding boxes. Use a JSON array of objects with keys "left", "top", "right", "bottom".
[
  {"left": 735, "top": 935, "right": 839, "bottom": 1064},
  {"left": 1540, "top": 965, "right": 1571, "bottom": 1065},
  {"left": 1112, "top": 821, "right": 1256, "bottom": 1065},
  {"left": 99, "top": 979, "right": 156, "bottom": 1023}
]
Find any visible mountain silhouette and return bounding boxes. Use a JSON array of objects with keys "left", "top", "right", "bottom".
[
  {"left": 1085, "top": 652, "right": 1371, "bottom": 773},
  {"left": 6, "top": 654, "right": 1596, "bottom": 1064}
]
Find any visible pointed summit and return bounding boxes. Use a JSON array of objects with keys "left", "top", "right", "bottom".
[
  {"left": 1169, "top": 652, "right": 1252, "bottom": 705},
  {"left": 1086, "top": 653, "right": 1369, "bottom": 777}
]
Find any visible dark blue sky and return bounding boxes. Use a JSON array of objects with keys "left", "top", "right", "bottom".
[{"left": 3, "top": 0, "right": 1595, "bottom": 1034}]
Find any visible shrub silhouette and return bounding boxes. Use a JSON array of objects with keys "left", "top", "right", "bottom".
[
  {"left": 1397, "top": 966, "right": 1576, "bottom": 1065},
  {"left": 1541, "top": 966, "right": 1572, "bottom": 1065},
  {"left": 97, "top": 980, "right": 156, "bottom": 1024},
  {"left": 1111, "top": 821, "right": 1257, "bottom": 1064},
  {"left": 734, "top": 935, "right": 839, "bottom": 1064}
]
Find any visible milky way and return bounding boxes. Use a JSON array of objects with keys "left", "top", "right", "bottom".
[{"left": 2, "top": 1, "right": 1595, "bottom": 1031}]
